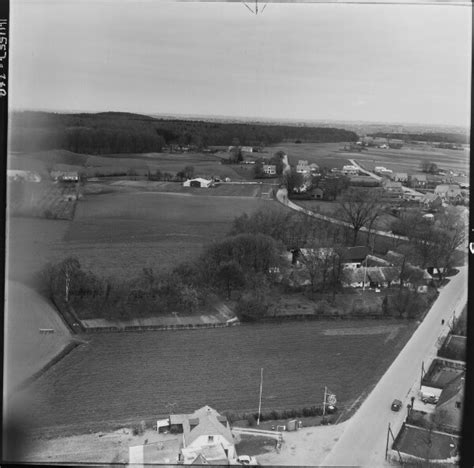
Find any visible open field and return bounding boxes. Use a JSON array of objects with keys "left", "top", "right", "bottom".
[
  {"left": 10, "top": 319, "right": 415, "bottom": 439},
  {"left": 7, "top": 189, "right": 280, "bottom": 282},
  {"left": 9, "top": 149, "right": 246, "bottom": 180},
  {"left": 265, "top": 142, "right": 468, "bottom": 181},
  {"left": 348, "top": 145, "right": 469, "bottom": 179},
  {"left": 4, "top": 281, "right": 73, "bottom": 394}
]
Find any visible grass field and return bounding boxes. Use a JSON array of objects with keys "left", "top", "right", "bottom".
[
  {"left": 11, "top": 319, "right": 415, "bottom": 437},
  {"left": 348, "top": 145, "right": 469, "bottom": 178},
  {"left": 4, "top": 281, "right": 72, "bottom": 393},
  {"left": 7, "top": 188, "right": 280, "bottom": 282}
]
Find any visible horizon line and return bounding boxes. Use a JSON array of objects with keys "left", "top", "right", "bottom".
[{"left": 9, "top": 107, "right": 470, "bottom": 130}]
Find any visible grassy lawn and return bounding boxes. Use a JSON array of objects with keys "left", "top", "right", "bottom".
[
  {"left": 234, "top": 434, "right": 276, "bottom": 457},
  {"left": 394, "top": 424, "right": 459, "bottom": 460}
]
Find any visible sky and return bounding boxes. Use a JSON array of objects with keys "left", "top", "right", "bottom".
[{"left": 10, "top": 0, "right": 472, "bottom": 126}]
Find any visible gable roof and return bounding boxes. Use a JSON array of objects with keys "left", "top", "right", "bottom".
[
  {"left": 341, "top": 246, "right": 369, "bottom": 262},
  {"left": 183, "top": 406, "right": 233, "bottom": 447},
  {"left": 366, "top": 254, "right": 391, "bottom": 267}
]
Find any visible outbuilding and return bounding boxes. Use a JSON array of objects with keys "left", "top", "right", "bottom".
[{"left": 183, "top": 178, "right": 213, "bottom": 188}]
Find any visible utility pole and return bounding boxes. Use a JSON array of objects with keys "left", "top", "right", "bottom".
[
  {"left": 322, "top": 386, "right": 327, "bottom": 417},
  {"left": 65, "top": 264, "right": 70, "bottom": 303},
  {"left": 257, "top": 368, "right": 263, "bottom": 425}
]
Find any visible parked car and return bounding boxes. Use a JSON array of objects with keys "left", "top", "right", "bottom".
[
  {"left": 237, "top": 455, "right": 258, "bottom": 466},
  {"left": 391, "top": 399, "right": 402, "bottom": 412},
  {"left": 421, "top": 395, "right": 439, "bottom": 404}
]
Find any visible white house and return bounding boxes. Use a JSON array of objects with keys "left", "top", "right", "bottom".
[
  {"left": 263, "top": 164, "right": 277, "bottom": 175},
  {"left": 241, "top": 146, "right": 254, "bottom": 153},
  {"left": 296, "top": 160, "right": 310, "bottom": 174},
  {"left": 183, "top": 178, "right": 213, "bottom": 188},
  {"left": 342, "top": 165, "right": 359, "bottom": 175},
  {"left": 176, "top": 406, "right": 236, "bottom": 465},
  {"left": 51, "top": 170, "right": 79, "bottom": 182}
]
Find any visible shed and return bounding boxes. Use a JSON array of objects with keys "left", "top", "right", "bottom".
[{"left": 183, "top": 178, "right": 213, "bottom": 188}]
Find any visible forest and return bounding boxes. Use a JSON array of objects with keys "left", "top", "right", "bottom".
[{"left": 9, "top": 111, "right": 358, "bottom": 154}]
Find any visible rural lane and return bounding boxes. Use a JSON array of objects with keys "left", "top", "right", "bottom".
[
  {"left": 275, "top": 187, "right": 409, "bottom": 242},
  {"left": 321, "top": 266, "right": 468, "bottom": 467}
]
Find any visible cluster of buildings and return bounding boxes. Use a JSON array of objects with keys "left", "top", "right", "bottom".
[
  {"left": 389, "top": 308, "right": 466, "bottom": 463},
  {"left": 129, "top": 406, "right": 247, "bottom": 466},
  {"left": 284, "top": 246, "right": 433, "bottom": 293}
]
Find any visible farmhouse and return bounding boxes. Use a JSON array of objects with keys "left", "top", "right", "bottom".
[
  {"left": 241, "top": 146, "right": 254, "bottom": 153},
  {"left": 392, "top": 172, "right": 408, "bottom": 182},
  {"left": 170, "top": 406, "right": 236, "bottom": 465},
  {"left": 51, "top": 170, "right": 79, "bottom": 182},
  {"left": 263, "top": 164, "right": 277, "bottom": 175},
  {"left": 409, "top": 174, "right": 427, "bottom": 188},
  {"left": 183, "top": 178, "right": 213, "bottom": 188},
  {"left": 340, "top": 246, "right": 370, "bottom": 269},
  {"left": 420, "top": 193, "right": 442, "bottom": 210},
  {"left": 296, "top": 160, "right": 310, "bottom": 174},
  {"left": 382, "top": 179, "right": 403, "bottom": 195},
  {"left": 342, "top": 165, "right": 359, "bottom": 176}
]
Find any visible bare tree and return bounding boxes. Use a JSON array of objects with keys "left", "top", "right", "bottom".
[{"left": 338, "top": 188, "right": 382, "bottom": 246}]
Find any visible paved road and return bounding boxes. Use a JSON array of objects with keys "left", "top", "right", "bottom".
[
  {"left": 276, "top": 187, "right": 409, "bottom": 242},
  {"left": 348, "top": 159, "right": 382, "bottom": 182},
  {"left": 321, "top": 266, "right": 468, "bottom": 467}
]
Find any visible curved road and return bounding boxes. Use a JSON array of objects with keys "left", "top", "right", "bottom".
[
  {"left": 276, "top": 187, "right": 409, "bottom": 243},
  {"left": 321, "top": 266, "right": 467, "bottom": 466}
]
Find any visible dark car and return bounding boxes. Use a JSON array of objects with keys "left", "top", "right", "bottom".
[
  {"left": 391, "top": 399, "right": 402, "bottom": 412},
  {"left": 422, "top": 395, "right": 438, "bottom": 405}
]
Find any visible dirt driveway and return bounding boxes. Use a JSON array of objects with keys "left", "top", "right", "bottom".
[{"left": 256, "top": 422, "right": 347, "bottom": 466}]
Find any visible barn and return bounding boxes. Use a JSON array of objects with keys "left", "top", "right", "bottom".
[{"left": 183, "top": 178, "right": 213, "bottom": 188}]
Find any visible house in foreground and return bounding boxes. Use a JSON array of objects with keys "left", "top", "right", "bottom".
[
  {"left": 172, "top": 406, "right": 236, "bottom": 464},
  {"left": 129, "top": 406, "right": 236, "bottom": 466}
]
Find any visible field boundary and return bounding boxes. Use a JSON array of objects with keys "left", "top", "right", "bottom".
[
  {"left": 81, "top": 321, "right": 241, "bottom": 333},
  {"left": 13, "top": 340, "right": 83, "bottom": 392}
]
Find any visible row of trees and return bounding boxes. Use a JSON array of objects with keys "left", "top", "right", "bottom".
[{"left": 40, "top": 233, "right": 281, "bottom": 321}]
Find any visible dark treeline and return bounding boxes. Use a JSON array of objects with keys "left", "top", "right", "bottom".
[
  {"left": 368, "top": 131, "right": 469, "bottom": 145},
  {"left": 10, "top": 111, "right": 358, "bottom": 154}
]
